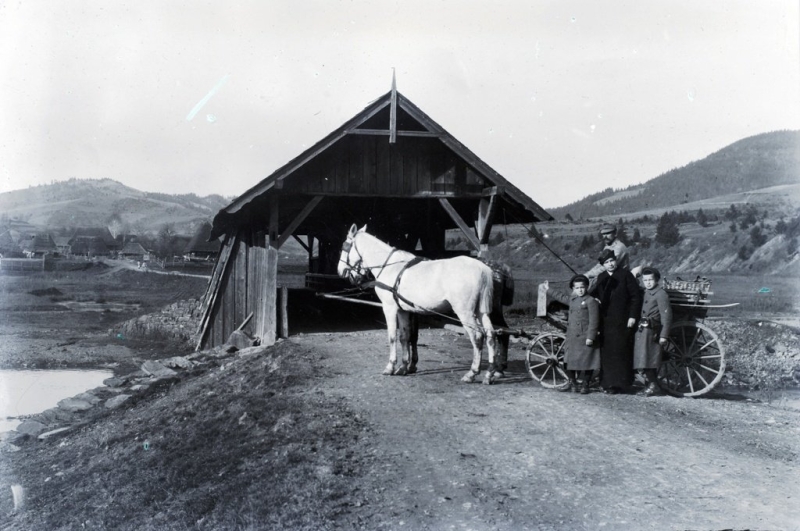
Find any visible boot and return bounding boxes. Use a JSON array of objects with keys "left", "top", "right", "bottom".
[
  {"left": 580, "top": 380, "right": 590, "bottom": 394},
  {"left": 559, "top": 380, "right": 577, "bottom": 392},
  {"left": 644, "top": 381, "right": 665, "bottom": 396}
]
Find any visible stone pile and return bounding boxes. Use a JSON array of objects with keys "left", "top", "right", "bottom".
[{"left": 114, "top": 298, "right": 202, "bottom": 344}]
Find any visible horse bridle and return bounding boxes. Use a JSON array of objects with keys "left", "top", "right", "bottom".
[
  {"left": 339, "top": 235, "right": 367, "bottom": 282},
  {"left": 340, "top": 233, "right": 400, "bottom": 283}
]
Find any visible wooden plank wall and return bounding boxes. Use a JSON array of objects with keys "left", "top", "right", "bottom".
[
  {"left": 286, "top": 136, "right": 486, "bottom": 197},
  {"left": 202, "top": 228, "right": 279, "bottom": 350}
]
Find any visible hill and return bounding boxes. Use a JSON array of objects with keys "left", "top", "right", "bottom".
[
  {"left": 0, "top": 178, "right": 230, "bottom": 235},
  {"left": 551, "top": 130, "right": 800, "bottom": 220}
]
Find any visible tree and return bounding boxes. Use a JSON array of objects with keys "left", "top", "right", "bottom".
[
  {"left": 696, "top": 209, "right": 708, "bottom": 227},
  {"left": 724, "top": 204, "right": 739, "bottom": 221},
  {"left": 156, "top": 223, "right": 179, "bottom": 258},
  {"left": 729, "top": 222, "right": 737, "bottom": 233},
  {"left": 107, "top": 212, "right": 124, "bottom": 239},
  {"left": 632, "top": 228, "right": 641, "bottom": 243},
  {"left": 564, "top": 213, "right": 574, "bottom": 222},
  {"left": 655, "top": 212, "right": 681, "bottom": 247},
  {"left": 775, "top": 218, "right": 788, "bottom": 234},
  {"left": 749, "top": 226, "right": 768, "bottom": 248}
]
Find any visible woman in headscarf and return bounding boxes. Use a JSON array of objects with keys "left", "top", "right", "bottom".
[{"left": 590, "top": 249, "right": 642, "bottom": 394}]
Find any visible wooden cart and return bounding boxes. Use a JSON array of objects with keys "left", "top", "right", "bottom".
[{"left": 524, "top": 277, "right": 735, "bottom": 397}]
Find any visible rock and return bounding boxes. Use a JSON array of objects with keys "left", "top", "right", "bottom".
[
  {"left": 103, "top": 376, "right": 127, "bottom": 388},
  {"left": 141, "top": 361, "right": 178, "bottom": 378},
  {"left": 36, "top": 407, "right": 74, "bottom": 425},
  {"left": 2, "top": 431, "right": 30, "bottom": 446},
  {"left": 160, "top": 356, "right": 193, "bottom": 369},
  {"left": 226, "top": 330, "right": 255, "bottom": 351},
  {"left": 16, "top": 420, "right": 47, "bottom": 436},
  {"left": 57, "top": 397, "right": 94, "bottom": 412},
  {"left": 74, "top": 392, "right": 102, "bottom": 405},
  {"left": 105, "top": 395, "right": 132, "bottom": 409},
  {"left": 130, "top": 384, "right": 150, "bottom": 391},
  {"left": 0, "top": 441, "right": 20, "bottom": 453},
  {"left": 38, "top": 427, "right": 72, "bottom": 440}
]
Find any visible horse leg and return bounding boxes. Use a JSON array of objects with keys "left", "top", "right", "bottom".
[
  {"left": 393, "top": 311, "right": 411, "bottom": 376},
  {"left": 490, "top": 302, "right": 508, "bottom": 378},
  {"left": 407, "top": 313, "right": 419, "bottom": 374},
  {"left": 479, "top": 312, "right": 498, "bottom": 385},
  {"left": 454, "top": 311, "right": 484, "bottom": 383},
  {"left": 381, "top": 305, "right": 399, "bottom": 375}
]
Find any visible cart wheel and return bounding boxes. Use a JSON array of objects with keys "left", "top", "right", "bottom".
[
  {"left": 526, "top": 332, "right": 570, "bottom": 389},
  {"left": 658, "top": 321, "right": 726, "bottom": 397}
]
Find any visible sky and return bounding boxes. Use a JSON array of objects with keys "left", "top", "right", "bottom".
[{"left": 1, "top": 0, "right": 798, "bottom": 209}]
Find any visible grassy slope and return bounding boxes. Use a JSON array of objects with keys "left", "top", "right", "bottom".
[{"left": 0, "top": 341, "right": 370, "bottom": 530}]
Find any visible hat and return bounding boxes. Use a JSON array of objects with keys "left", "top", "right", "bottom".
[
  {"left": 569, "top": 274, "right": 590, "bottom": 288},
  {"left": 598, "top": 249, "right": 616, "bottom": 264},
  {"left": 600, "top": 224, "right": 617, "bottom": 235}
]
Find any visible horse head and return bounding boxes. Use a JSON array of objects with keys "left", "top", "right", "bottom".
[{"left": 338, "top": 224, "right": 369, "bottom": 283}]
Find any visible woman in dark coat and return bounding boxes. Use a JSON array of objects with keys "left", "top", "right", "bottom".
[{"left": 590, "top": 249, "right": 642, "bottom": 394}]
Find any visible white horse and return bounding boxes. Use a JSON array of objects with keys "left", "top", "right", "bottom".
[{"left": 337, "top": 224, "right": 499, "bottom": 384}]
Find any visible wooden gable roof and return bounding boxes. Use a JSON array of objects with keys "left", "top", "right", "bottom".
[{"left": 210, "top": 90, "right": 552, "bottom": 241}]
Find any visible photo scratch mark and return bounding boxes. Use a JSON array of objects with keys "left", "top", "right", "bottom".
[{"left": 186, "top": 75, "right": 230, "bottom": 121}]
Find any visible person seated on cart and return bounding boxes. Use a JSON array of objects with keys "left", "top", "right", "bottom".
[
  {"left": 590, "top": 249, "right": 641, "bottom": 395},
  {"left": 585, "top": 224, "right": 630, "bottom": 290},
  {"left": 634, "top": 267, "right": 672, "bottom": 397},
  {"left": 555, "top": 274, "right": 601, "bottom": 394}
]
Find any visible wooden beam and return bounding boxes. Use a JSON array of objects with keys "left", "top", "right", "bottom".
[
  {"left": 438, "top": 198, "right": 480, "bottom": 251},
  {"left": 291, "top": 234, "right": 311, "bottom": 253},
  {"left": 268, "top": 195, "right": 279, "bottom": 247},
  {"left": 275, "top": 196, "right": 323, "bottom": 249},
  {"left": 347, "top": 129, "right": 440, "bottom": 137},
  {"left": 389, "top": 69, "right": 397, "bottom": 144},
  {"left": 477, "top": 194, "right": 498, "bottom": 244}
]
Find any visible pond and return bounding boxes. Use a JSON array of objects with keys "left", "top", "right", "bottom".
[{"left": 0, "top": 369, "right": 113, "bottom": 432}]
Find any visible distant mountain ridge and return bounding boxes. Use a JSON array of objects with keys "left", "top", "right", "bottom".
[
  {"left": 551, "top": 130, "right": 800, "bottom": 219},
  {"left": 0, "top": 178, "right": 230, "bottom": 235}
]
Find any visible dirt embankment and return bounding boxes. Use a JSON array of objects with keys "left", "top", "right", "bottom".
[{"left": 2, "top": 324, "right": 799, "bottom": 530}]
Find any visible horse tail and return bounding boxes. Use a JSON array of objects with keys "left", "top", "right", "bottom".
[{"left": 479, "top": 268, "right": 494, "bottom": 315}]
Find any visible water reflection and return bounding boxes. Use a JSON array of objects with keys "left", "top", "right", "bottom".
[{"left": 0, "top": 369, "right": 112, "bottom": 432}]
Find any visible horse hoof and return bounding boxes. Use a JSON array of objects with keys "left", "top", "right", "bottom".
[
  {"left": 461, "top": 372, "right": 476, "bottom": 383},
  {"left": 407, "top": 366, "right": 417, "bottom": 375},
  {"left": 382, "top": 365, "right": 395, "bottom": 375},
  {"left": 393, "top": 365, "right": 408, "bottom": 376},
  {"left": 492, "top": 370, "right": 505, "bottom": 379},
  {"left": 483, "top": 373, "right": 494, "bottom": 385}
]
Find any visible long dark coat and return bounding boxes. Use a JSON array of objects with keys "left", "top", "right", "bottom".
[
  {"left": 633, "top": 286, "right": 673, "bottom": 369},
  {"left": 591, "top": 268, "right": 642, "bottom": 388},
  {"left": 563, "top": 293, "right": 601, "bottom": 370}
]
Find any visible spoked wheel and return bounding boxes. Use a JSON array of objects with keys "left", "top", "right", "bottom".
[
  {"left": 526, "top": 332, "right": 570, "bottom": 390},
  {"left": 658, "top": 320, "right": 726, "bottom": 397}
]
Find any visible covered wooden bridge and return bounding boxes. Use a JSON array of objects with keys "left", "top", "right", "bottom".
[{"left": 196, "top": 83, "right": 553, "bottom": 350}]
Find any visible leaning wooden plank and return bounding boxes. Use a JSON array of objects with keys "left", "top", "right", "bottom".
[{"left": 195, "top": 233, "right": 238, "bottom": 351}]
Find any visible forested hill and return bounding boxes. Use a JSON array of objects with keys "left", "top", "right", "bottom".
[
  {"left": 550, "top": 130, "right": 800, "bottom": 220},
  {"left": 0, "top": 178, "right": 230, "bottom": 234}
]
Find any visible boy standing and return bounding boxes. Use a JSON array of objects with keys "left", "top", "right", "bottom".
[
  {"left": 634, "top": 267, "right": 672, "bottom": 396},
  {"left": 557, "top": 274, "right": 601, "bottom": 394}
]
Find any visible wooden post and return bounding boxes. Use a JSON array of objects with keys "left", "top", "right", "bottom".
[
  {"left": 261, "top": 246, "right": 278, "bottom": 346},
  {"left": 278, "top": 286, "right": 289, "bottom": 338}
]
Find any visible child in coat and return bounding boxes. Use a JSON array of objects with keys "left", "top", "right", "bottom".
[
  {"left": 556, "top": 274, "right": 601, "bottom": 394},
  {"left": 634, "top": 267, "right": 673, "bottom": 396}
]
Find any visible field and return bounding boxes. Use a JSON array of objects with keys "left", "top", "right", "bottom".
[{"left": 0, "top": 264, "right": 799, "bottom": 529}]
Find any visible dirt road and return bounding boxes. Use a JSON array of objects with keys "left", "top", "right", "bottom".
[{"left": 298, "top": 326, "right": 799, "bottom": 531}]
